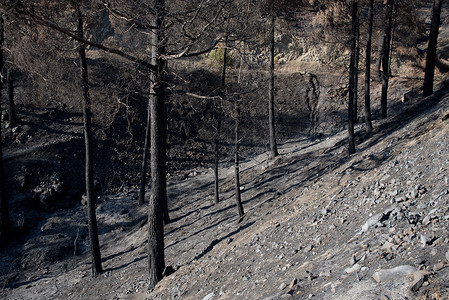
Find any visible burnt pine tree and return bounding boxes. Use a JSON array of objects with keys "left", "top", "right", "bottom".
[
  {"left": 213, "top": 37, "right": 228, "bottom": 205},
  {"left": 0, "top": 12, "right": 11, "bottom": 243},
  {"left": 75, "top": 3, "right": 103, "bottom": 277},
  {"left": 348, "top": 0, "right": 358, "bottom": 155},
  {"left": 268, "top": 0, "right": 279, "bottom": 159},
  {"left": 423, "top": 0, "right": 444, "bottom": 97},
  {"left": 364, "top": 0, "right": 374, "bottom": 134},
  {"left": 380, "top": 0, "right": 394, "bottom": 119},
  {"left": 353, "top": 11, "right": 360, "bottom": 124},
  {"left": 234, "top": 97, "right": 244, "bottom": 219},
  {"left": 7, "top": 67, "right": 15, "bottom": 125},
  {"left": 147, "top": 0, "right": 167, "bottom": 289},
  {"left": 234, "top": 58, "right": 245, "bottom": 219}
]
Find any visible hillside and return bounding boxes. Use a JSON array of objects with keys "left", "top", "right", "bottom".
[
  {"left": 2, "top": 2, "right": 449, "bottom": 300},
  {"left": 1, "top": 73, "right": 449, "bottom": 299}
]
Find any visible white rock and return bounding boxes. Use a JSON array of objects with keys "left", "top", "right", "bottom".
[
  {"left": 345, "top": 263, "right": 361, "bottom": 274},
  {"left": 203, "top": 292, "right": 215, "bottom": 300},
  {"left": 372, "top": 265, "right": 416, "bottom": 283}
]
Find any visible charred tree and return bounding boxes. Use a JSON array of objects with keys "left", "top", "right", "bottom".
[
  {"left": 423, "top": 0, "right": 444, "bottom": 97},
  {"left": 75, "top": 5, "right": 103, "bottom": 276},
  {"left": 268, "top": 2, "right": 279, "bottom": 159},
  {"left": 0, "top": 13, "right": 11, "bottom": 243},
  {"left": 364, "top": 0, "right": 374, "bottom": 134},
  {"left": 147, "top": 0, "right": 167, "bottom": 289},
  {"left": 348, "top": 0, "right": 358, "bottom": 155},
  {"left": 380, "top": 0, "right": 394, "bottom": 119},
  {"left": 234, "top": 99, "right": 244, "bottom": 219},
  {"left": 375, "top": 33, "right": 385, "bottom": 81},
  {"left": 138, "top": 111, "right": 150, "bottom": 206},
  {"left": 213, "top": 39, "right": 228, "bottom": 205},
  {"left": 353, "top": 15, "right": 360, "bottom": 124},
  {"left": 7, "top": 67, "right": 15, "bottom": 125}
]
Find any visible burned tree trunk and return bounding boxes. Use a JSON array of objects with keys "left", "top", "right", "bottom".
[
  {"left": 423, "top": 0, "right": 444, "bottom": 97},
  {"left": 7, "top": 67, "right": 15, "bottom": 125},
  {"left": 213, "top": 39, "right": 228, "bottom": 205},
  {"left": 364, "top": 0, "right": 374, "bottom": 134},
  {"left": 0, "top": 13, "right": 11, "bottom": 243},
  {"left": 234, "top": 99, "right": 244, "bottom": 219},
  {"left": 353, "top": 16, "right": 360, "bottom": 124},
  {"left": 268, "top": 5, "right": 278, "bottom": 159},
  {"left": 348, "top": 0, "right": 358, "bottom": 155},
  {"left": 380, "top": 0, "right": 394, "bottom": 119},
  {"left": 147, "top": 0, "right": 167, "bottom": 289},
  {"left": 75, "top": 6, "right": 102, "bottom": 277}
]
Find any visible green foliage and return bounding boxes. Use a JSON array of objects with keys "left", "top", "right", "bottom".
[{"left": 208, "top": 48, "right": 233, "bottom": 67}]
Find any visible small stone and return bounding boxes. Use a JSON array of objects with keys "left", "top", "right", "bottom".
[
  {"left": 319, "top": 269, "right": 331, "bottom": 277},
  {"left": 288, "top": 278, "right": 298, "bottom": 289},
  {"left": 433, "top": 262, "right": 447, "bottom": 272},
  {"left": 203, "top": 292, "right": 215, "bottom": 300},
  {"left": 445, "top": 250, "right": 449, "bottom": 262},
  {"left": 345, "top": 263, "right": 361, "bottom": 274},
  {"left": 380, "top": 295, "right": 390, "bottom": 300},
  {"left": 304, "top": 244, "right": 313, "bottom": 253},
  {"left": 372, "top": 265, "right": 416, "bottom": 283},
  {"left": 410, "top": 271, "right": 425, "bottom": 292},
  {"left": 279, "top": 283, "right": 287, "bottom": 290},
  {"left": 349, "top": 255, "right": 357, "bottom": 265}
]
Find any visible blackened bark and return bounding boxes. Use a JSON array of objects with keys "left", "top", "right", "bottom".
[
  {"left": 375, "top": 33, "right": 385, "bottom": 81},
  {"left": 348, "top": 0, "right": 358, "bottom": 155},
  {"left": 353, "top": 17, "right": 360, "bottom": 124},
  {"left": 0, "top": 13, "right": 11, "bottom": 243},
  {"left": 147, "top": 0, "right": 166, "bottom": 289},
  {"left": 381, "top": 0, "right": 394, "bottom": 119},
  {"left": 234, "top": 100, "right": 244, "bottom": 219},
  {"left": 268, "top": 6, "right": 278, "bottom": 159},
  {"left": 423, "top": 0, "right": 444, "bottom": 97},
  {"left": 213, "top": 39, "right": 228, "bottom": 205},
  {"left": 138, "top": 109, "right": 150, "bottom": 205},
  {"left": 7, "top": 67, "right": 15, "bottom": 125},
  {"left": 221, "top": 38, "right": 228, "bottom": 87},
  {"left": 213, "top": 115, "right": 220, "bottom": 204},
  {"left": 364, "top": 0, "right": 374, "bottom": 134},
  {"left": 76, "top": 7, "right": 102, "bottom": 277}
]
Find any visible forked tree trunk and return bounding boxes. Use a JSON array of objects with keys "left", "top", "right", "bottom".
[
  {"left": 0, "top": 13, "right": 11, "bottom": 243},
  {"left": 268, "top": 5, "right": 278, "bottom": 159},
  {"left": 381, "top": 0, "right": 394, "bottom": 119},
  {"left": 348, "top": 0, "right": 358, "bottom": 155},
  {"left": 76, "top": 6, "right": 102, "bottom": 277},
  {"left": 423, "top": 0, "right": 444, "bottom": 97},
  {"left": 147, "top": 0, "right": 167, "bottom": 289},
  {"left": 364, "top": 0, "right": 374, "bottom": 134},
  {"left": 7, "top": 68, "right": 16, "bottom": 125}
]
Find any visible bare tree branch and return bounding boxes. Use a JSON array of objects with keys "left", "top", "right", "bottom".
[{"left": 12, "top": 6, "right": 157, "bottom": 71}]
